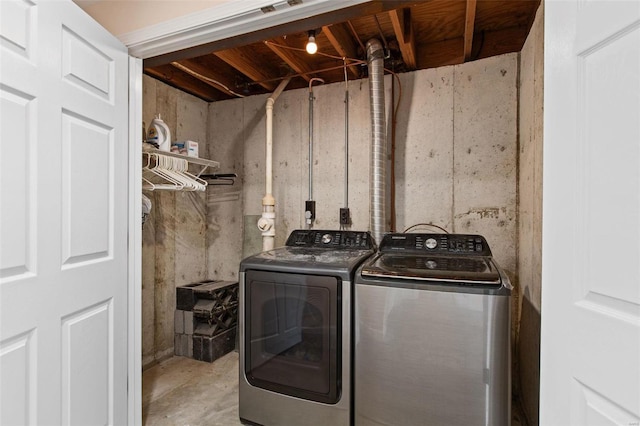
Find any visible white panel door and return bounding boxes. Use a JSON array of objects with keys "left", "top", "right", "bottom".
[
  {"left": 0, "top": 0, "right": 129, "bottom": 424},
  {"left": 541, "top": 1, "right": 640, "bottom": 425}
]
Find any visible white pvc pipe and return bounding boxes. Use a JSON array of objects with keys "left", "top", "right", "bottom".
[{"left": 259, "top": 78, "right": 291, "bottom": 252}]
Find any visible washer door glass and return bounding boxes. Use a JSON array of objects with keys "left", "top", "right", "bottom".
[{"left": 245, "top": 270, "right": 340, "bottom": 404}]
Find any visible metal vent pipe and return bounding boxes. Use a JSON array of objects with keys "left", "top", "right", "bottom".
[{"left": 366, "top": 39, "right": 387, "bottom": 244}]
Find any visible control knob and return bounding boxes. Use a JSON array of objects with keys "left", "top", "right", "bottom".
[
  {"left": 425, "top": 260, "right": 438, "bottom": 269},
  {"left": 321, "top": 233, "right": 333, "bottom": 244},
  {"left": 425, "top": 238, "right": 438, "bottom": 249}
]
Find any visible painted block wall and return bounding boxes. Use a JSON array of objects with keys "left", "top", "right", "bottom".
[
  {"left": 142, "top": 75, "right": 209, "bottom": 368},
  {"left": 208, "top": 52, "right": 519, "bottom": 281},
  {"left": 517, "top": 3, "right": 544, "bottom": 425}
]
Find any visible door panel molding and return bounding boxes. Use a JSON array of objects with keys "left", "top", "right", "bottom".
[
  {"left": 541, "top": 1, "right": 640, "bottom": 423},
  {"left": 0, "top": 1, "right": 130, "bottom": 424}
]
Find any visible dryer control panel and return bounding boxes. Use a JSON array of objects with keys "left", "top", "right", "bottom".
[
  {"left": 286, "top": 229, "right": 374, "bottom": 249},
  {"left": 380, "top": 233, "right": 492, "bottom": 256}
]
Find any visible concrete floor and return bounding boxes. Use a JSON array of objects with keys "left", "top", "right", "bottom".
[
  {"left": 143, "top": 352, "right": 530, "bottom": 426},
  {"left": 143, "top": 352, "right": 241, "bottom": 426}
]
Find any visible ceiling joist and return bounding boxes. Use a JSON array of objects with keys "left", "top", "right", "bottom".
[
  {"left": 389, "top": 8, "right": 417, "bottom": 70},
  {"left": 214, "top": 48, "right": 277, "bottom": 91},
  {"left": 144, "top": 65, "right": 226, "bottom": 102},
  {"left": 322, "top": 23, "right": 361, "bottom": 78},
  {"left": 171, "top": 59, "right": 241, "bottom": 98},
  {"left": 464, "top": 0, "right": 477, "bottom": 61},
  {"left": 264, "top": 38, "right": 313, "bottom": 82},
  {"left": 143, "top": 0, "right": 542, "bottom": 102}
]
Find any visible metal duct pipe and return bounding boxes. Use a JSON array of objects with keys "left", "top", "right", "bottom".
[{"left": 366, "top": 39, "right": 387, "bottom": 244}]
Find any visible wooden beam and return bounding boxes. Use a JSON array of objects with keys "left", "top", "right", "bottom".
[
  {"left": 473, "top": 26, "right": 530, "bottom": 60},
  {"left": 389, "top": 8, "right": 417, "bottom": 70},
  {"left": 144, "top": 65, "right": 228, "bottom": 102},
  {"left": 143, "top": 1, "right": 420, "bottom": 68},
  {"left": 416, "top": 37, "right": 464, "bottom": 70},
  {"left": 169, "top": 59, "right": 243, "bottom": 98},
  {"left": 464, "top": 0, "right": 477, "bottom": 61},
  {"left": 214, "top": 48, "right": 277, "bottom": 91},
  {"left": 264, "top": 38, "right": 313, "bottom": 82},
  {"left": 322, "top": 23, "right": 361, "bottom": 78},
  {"left": 414, "top": 25, "right": 530, "bottom": 71}
]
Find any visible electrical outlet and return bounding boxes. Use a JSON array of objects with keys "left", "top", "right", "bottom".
[{"left": 339, "top": 208, "right": 350, "bottom": 225}]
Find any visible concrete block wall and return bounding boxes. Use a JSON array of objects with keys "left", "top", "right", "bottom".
[
  {"left": 205, "top": 57, "right": 521, "bottom": 387},
  {"left": 142, "top": 44, "right": 542, "bottom": 392},
  {"left": 142, "top": 75, "right": 209, "bottom": 368},
  {"left": 517, "top": 3, "right": 544, "bottom": 425},
  {"left": 208, "top": 53, "right": 519, "bottom": 281}
]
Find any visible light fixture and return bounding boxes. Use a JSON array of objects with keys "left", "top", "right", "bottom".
[{"left": 306, "top": 30, "right": 318, "bottom": 54}]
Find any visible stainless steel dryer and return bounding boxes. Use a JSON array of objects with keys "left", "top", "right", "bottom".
[
  {"left": 354, "top": 233, "right": 512, "bottom": 426},
  {"left": 239, "top": 229, "right": 375, "bottom": 426}
]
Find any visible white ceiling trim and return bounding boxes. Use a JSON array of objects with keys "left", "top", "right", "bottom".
[{"left": 122, "top": 0, "right": 368, "bottom": 59}]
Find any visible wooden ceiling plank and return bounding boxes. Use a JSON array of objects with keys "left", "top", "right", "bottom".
[
  {"left": 415, "top": 37, "right": 464, "bottom": 70},
  {"left": 264, "top": 38, "right": 313, "bottom": 82},
  {"left": 347, "top": 20, "right": 367, "bottom": 53},
  {"left": 473, "top": 26, "right": 529, "bottom": 60},
  {"left": 464, "top": 0, "right": 477, "bottom": 61},
  {"left": 170, "top": 58, "right": 244, "bottom": 97},
  {"left": 144, "top": 66, "right": 227, "bottom": 102},
  {"left": 143, "top": 1, "right": 421, "bottom": 68},
  {"left": 322, "top": 23, "right": 361, "bottom": 78},
  {"left": 143, "top": 1, "right": 539, "bottom": 101},
  {"left": 214, "top": 48, "right": 277, "bottom": 91},
  {"left": 389, "top": 8, "right": 417, "bottom": 70}
]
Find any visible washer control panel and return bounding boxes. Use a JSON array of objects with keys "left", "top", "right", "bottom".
[
  {"left": 380, "top": 233, "right": 492, "bottom": 256},
  {"left": 286, "top": 229, "right": 374, "bottom": 249}
]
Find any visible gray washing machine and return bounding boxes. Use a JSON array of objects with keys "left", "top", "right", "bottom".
[
  {"left": 354, "top": 233, "right": 512, "bottom": 426},
  {"left": 239, "top": 229, "right": 375, "bottom": 426}
]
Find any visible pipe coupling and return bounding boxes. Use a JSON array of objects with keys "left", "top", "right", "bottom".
[{"left": 262, "top": 194, "right": 275, "bottom": 206}]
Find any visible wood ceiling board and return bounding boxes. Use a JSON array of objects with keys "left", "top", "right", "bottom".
[
  {"left": 214, "top": 46, "right": 280, "bottom": 91},
  {"left": 172, "top": 57, "right": 258, "bottom": 98},
  {"left": 347, "top": 20, "right": 368, "bottom": 53},
  {"left": 314, "top": 31, "right": 345, "bottom": 59},
  {"left": 265, "top": 37, "right": 315, "bottom": 82},
  {"left": 141, "top": 1, "right": 540, "bottom": 103},
  {"left": 285, "top": 32, "right": 356, "bottom": 80},
  {"left": 144, "top": 65, "right": 230, "bottom": 102},
  {"left": 410, "top": 1, "right": 467, "bottom": 43},
  {"left": 347, "top": 13, "right": 396, "bottom": 46},
  {"left": 464, "top": 0, "right": 478, "bottom": 61},
  {"left": 473, "top": 26, "right": 529, "bottom": 60},
  {"left": 416, "top": 37, "right": 464, "bottom": 70},
  {"left": 187, "top": 54, "right": 253, "bottom": 86},
  {"left": 273, "top": 31, "right": 344, "bottom": 62},
  {"left": 142, "top": 0, "right": 418, "bottom": 68},
  {"left": 474, "top": 0, "right": 540, "bottom": 32},
  {"left": 292, "top": 56, "right": 355, "bottom": 84},
  {"left": 389, "top": 8, "right": 417, "bottom": 70},
  {"left": 322, "top": 23, "right": 362, "bottom": 78},
  {"left": 367, "top": 10, "right": 395, "bottom": 36}
]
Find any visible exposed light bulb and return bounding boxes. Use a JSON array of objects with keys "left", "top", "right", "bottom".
[{"left": 306, "top": 31, "right": 317, "bottom": 54}]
